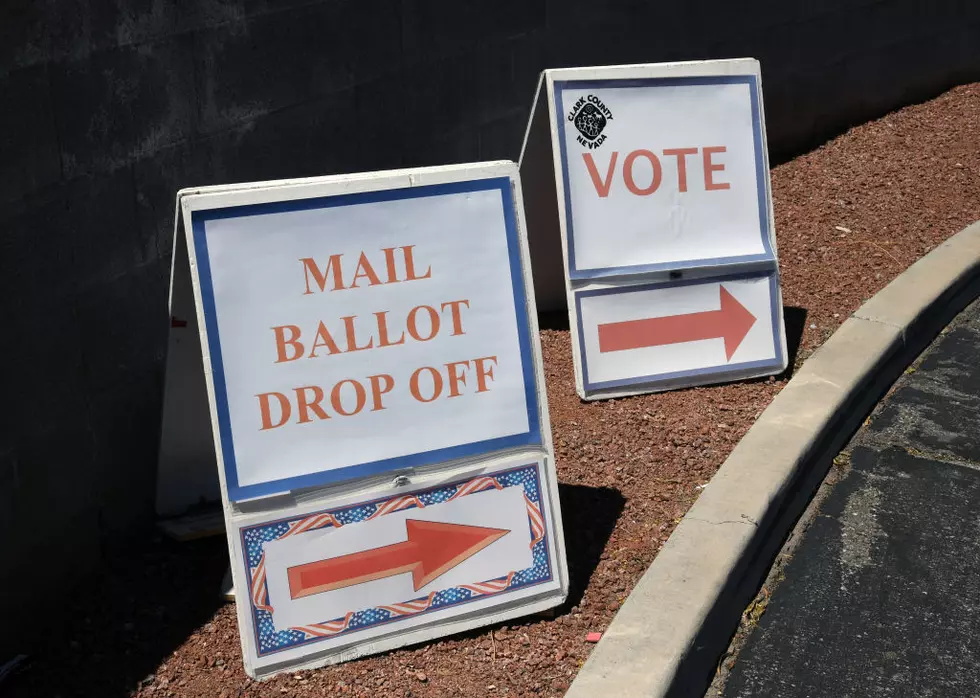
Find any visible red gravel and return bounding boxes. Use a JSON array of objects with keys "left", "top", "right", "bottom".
[{"left": 8, "top": 83, "right": 980, "bottom": 698}]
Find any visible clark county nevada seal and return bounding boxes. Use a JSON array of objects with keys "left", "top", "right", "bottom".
[{"left": 567, "top": 94, "right": 613, "bottom": 149}]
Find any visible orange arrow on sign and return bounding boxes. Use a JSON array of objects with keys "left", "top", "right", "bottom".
[
  {"left": 597, "top": 285, "right": 757, "bottom": 360},
  {"left": 287, "top": 520, "right": 509, "bottom": 599}
]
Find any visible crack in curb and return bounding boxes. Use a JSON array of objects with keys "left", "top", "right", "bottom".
[{"left": 688, "top": 517, "right": 758, "bottom": 528}]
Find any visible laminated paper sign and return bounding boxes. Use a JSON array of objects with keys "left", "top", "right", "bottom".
[
  {"left": 520, "top": 58, "right": 788, "bottom": 398},
  {"left": 158, "top": 162, "right": 567, "bottom": 677}
]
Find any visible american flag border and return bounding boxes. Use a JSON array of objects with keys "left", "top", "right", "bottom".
[{"left": 239, "top": 462, "right": 554, "bottom": 657}]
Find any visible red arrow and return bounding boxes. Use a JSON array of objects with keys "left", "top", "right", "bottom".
[
  {"left": 598, "top": 285, "right": 757, "bottom": 360},
  {"left": 287, "top": 520, "right": 509, "bottom": 599}
]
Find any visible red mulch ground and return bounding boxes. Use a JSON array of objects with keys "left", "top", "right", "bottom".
[{"left": 8, "top": 83, "right": 980, "bottom": 698}]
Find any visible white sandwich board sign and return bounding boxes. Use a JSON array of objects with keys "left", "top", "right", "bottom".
[
  {"left": 158, "top": 162, "right": 567, "bottom": 678},
  {"left": 520, "top": 58, "right": 788, "bottom": 399}
]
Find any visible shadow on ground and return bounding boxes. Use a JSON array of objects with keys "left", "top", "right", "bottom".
[
  {"left": 781, "top": 306, "right": 808, "bottom": 378},
  {"left": 4, "top": 484, "right": 624, "bottom": 695},
  {"left": 538, "top": 310, "right": 571, "bottom": 332},
  {"left": 556, "top": 483, "right": 625, "bottom": 611},
  {"left": 5, "top": 534, "right": 228, "bottom": 697}
]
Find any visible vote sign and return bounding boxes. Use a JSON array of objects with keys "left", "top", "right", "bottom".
[
  {"left": 165, "top": 162, "right": 566, "bottom": 677},
  {"left": 520, "top": 58, "right": 787, "bottom": 398}
]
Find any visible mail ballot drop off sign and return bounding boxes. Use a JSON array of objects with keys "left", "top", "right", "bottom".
[
  {"left": 172, "top": 164, "right": 566, "bottom": 678},
  {"left": 184, "top": 172, "right": 540, "bottom": 501},
  {"left": 556, "top": 73, "right": 773, "bottom": 278}
]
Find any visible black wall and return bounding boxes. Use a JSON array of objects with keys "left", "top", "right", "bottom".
[{"left": 2, "top": 0, "right": 978, "bottom": 651}]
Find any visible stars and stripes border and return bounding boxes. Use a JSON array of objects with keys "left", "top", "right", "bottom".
[
  {"left": 241, "top": 462, "right": 554, "bottom": 656},
  {"left": 460, "top": 571, "right": 516, "bottom": 596},
  {"left": 291, "top": 612, "right": 355, "bottom": 639},
  {"left": 379, "top": 591, "right": 437, "bottom": 617}
]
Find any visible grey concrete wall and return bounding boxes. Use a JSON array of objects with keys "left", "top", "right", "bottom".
[{"left": 1, "top": 0, "right": 978, "bottom": 654}]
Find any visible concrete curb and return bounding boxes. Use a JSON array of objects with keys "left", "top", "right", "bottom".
[{"left": 566, "top": 221, "right": 980, "bottom": 698}]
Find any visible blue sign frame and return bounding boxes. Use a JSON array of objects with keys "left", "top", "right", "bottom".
[
  {"left": 553, "top": 75, "right": 775, "bottom": 280},
  {"left": 190, "top": 178, "right": 542, "bottom": 501}
]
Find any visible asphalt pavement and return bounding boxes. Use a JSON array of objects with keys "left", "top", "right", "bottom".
[{"left": 721, "top": 296, "right": 980, "bottom": 698}]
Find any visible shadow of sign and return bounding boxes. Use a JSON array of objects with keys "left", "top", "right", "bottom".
[
  {"left": 781, "top": 306, "right": 808, "bottom": 379},
  {"left": 3, "top": 535, "right": 228, "bottom": 697},
  {"left": 557, "top": 482, "right": 627, "bottom": 611}
]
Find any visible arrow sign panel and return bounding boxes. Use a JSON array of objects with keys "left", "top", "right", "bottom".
[
  {"left": 262, "top": 478, "right": 537, "bottom": 634},
  {"left": 597, "top": 286, "right": 756, "bottom": 360},
  {"left": 574, "top": 272, "right": 785, "bottom": 394},
  {"left": 287, "top": 520, "right": 509, "bottom": 598}
]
